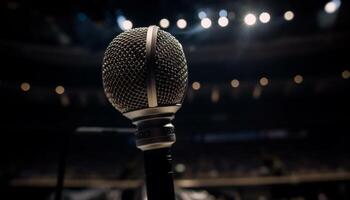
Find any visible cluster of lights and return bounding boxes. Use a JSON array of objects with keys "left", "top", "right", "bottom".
[
  {"left": 14, "top": 69, "right": 348, "bottom": 106},
  {"left": 244, "top": 10, "right": 294, "bottom": 26},
  {"left": 105, "top": 1, "right": 342, "bottom": 32},
  {"left": 191, "top": 70, "right": 349, "bottom": 91},
  {"left": 169, "top": 10, "right": 296, "bottom": 29},
  {"left": 20, "top": 82, "right": 66, "bottom": 95},
  {"left": 17, "top": 70, "right": 348, "bottom": 95}
]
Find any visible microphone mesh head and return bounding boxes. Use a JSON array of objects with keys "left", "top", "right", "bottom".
[{"left": 102, "top": 27, "right": 188, "bottom": 113}]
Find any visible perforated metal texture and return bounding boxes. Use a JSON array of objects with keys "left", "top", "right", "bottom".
[
  {"left": 155, "top": 30, "right": 188, "bottom": 106},
  {"left": 102, "top": 27, "right": 188, "bottom": 113},
  {"left": 102, "top": 28, "right": 148, "bottom": 113}
]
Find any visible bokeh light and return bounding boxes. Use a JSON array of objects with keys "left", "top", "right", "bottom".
[
  {"left": 159, "top": 18, "right": 170, "bottom": 28},
  {"left": 20, "top": 82, "right": 30, "bottom": 92},
  {"left": 294, "top": 75, "right": 304, "bottom": 84},
  {"left": 259, "top": 77, "right": 269, "bottom": 86},
  {"left": 284, "top": 11, "right": 294, "bottom": 21},
  {"left": 244, "top": 13, "right": 257, "bottom": 26},
  {"left": 55, "top": 85, "right": 65, "bottom": 95},
  {"left": 259, "top": 12, "right": 271, "bottom": 23},
  {"left": 218, "top": 17, "right": 229, "bottom": 27},
  {"left": 192, "top": 82, "right": 201, "bottom": 90},
  {"left": 177, "top": 19, "right": 187, "bottom": 29},
  {"left": 231, "top": 79, "right": 240, "bottom": 88},
  {"left": 201, "top": 18, "right": 212, "bottom": 29}
]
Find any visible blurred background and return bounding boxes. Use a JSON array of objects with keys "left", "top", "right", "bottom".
[{"left": 1, "top": 0, "right": 350, "bottom": 199}]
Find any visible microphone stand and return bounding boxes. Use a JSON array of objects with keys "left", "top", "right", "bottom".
[
  {"left": 134, "top": 117, "right": 177, "bottom": 200},
  {"left": 55, "top": 130, "right": 71, "bottom": 200},
  {"left": 143, "top": 147, "right": 176, "bottom": 200}
]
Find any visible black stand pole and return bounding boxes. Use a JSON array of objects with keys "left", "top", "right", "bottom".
[
  {"left": 54, "top": 132, "right": 70, "bottom": 200},
  {"left": 143, "top": 147, "right": 176, "bottom": 200}
]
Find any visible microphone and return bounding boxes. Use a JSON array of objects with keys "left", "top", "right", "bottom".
[{"left": 102, "top": 25, "right": 188, "bottom": 200}]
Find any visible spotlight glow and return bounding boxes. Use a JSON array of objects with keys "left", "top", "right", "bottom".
[
  {"left": 244, "top": 13, "right": 257, "bottom": 26},
  {"left": 201, "top": 17, "right": 212, "bottom": 29},
  {"left": 325, "top": 0, "right": 341, "bottom": 14},
  {"left": 294, "top": 75, "right": 303, "bottom": 84},
  {"left": 218, "top": 17, "right": 229, "bottom": 27},
  {"left": 211, "top": 88, "right": 220, "bottom": 103},
  {"left": 122, "top": 20, "right": 133, "bottom": 30},
  {"left": 177, "top": 19, "right": 187, "bottom": 29},
  {"left": 159, "top": 18, "right": 170, "bottom": 28},
  {"left": 342, "top": 70, "right": 350, "bottom": 79},
  {"left": 284, "top": 11, "right": 294, "bottom": 21},
  {"left": 231, "top": 79, "right": 240, "bottom": 88},
  {"left": 259, "top": 77, "right": 269, "bottom": 86},
  {"left": 55, "top": 85, "right": 65, "bottom": 95},
  {"left": 20, "top": 82, "right": 30, "bottom": 92},
  {"left": 192, "top": 82, "right": 201, "bottom": 90},
  {"left": 259, "top": 12, "right": 271, "bottom": 23},
  {"left": 198, "top": 11, "right": 207, "bottom": 19},
  {"left": 175, "top": 163, "right": 186, "bottom": 173}
]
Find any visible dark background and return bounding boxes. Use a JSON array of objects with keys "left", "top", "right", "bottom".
[{"left": 0, "top": 0, "right": 349, "bottom": 199}]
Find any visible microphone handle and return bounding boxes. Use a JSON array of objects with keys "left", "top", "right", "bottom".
[{"left": 143, "top": 147, "right": 176, "bottom": 200}]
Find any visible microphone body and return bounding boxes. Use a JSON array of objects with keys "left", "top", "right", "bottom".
[
  {"left": 144, "top": 148, "right": 175, "bottom": 200},
  {"left": 102, "top": 26, "right": 188, "bottom": 200}
]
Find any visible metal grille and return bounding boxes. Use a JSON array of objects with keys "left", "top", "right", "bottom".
[
  {"left": 155, "top": 30, "right": 188, "bottom": 106},
  {"left": 102, "top": 27, "right": 188, "bottom": 113}
]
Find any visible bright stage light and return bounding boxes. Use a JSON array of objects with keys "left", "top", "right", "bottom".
[
  {"left": 284, "top": 11, "right": 294, "bottom": 21},
  {"left": 218, "top": 17, "right": 229, "bottom": 27},
  {"left": 122, "top": 20, "right": 133, "bottom": 30},
  {"left": 201, "top": 18, "right": 212, "bottom": 29},
  {"left": 117, "top": 15, "right": 133, "bottom": 31},
  {"left": 177, "top": 19, "right": 187, "bottom": 29},
  {"left": 244, "top": 13, "right": 257, "bottom": 26},
  {"left": 324, "top": 0, "right": 341, "bottom": 14},
  {"left": 259, "top": 12, "right": 271, "bottom": 23},
  {"left": 159, "top": 18, "right": 170, "bottom": 28}
]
